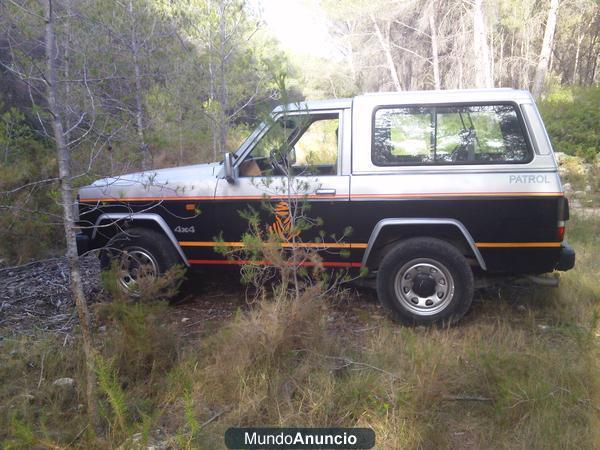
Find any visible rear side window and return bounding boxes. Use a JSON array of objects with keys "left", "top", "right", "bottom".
[{"left": 372, "top": 104, "right": 532, "bottom": 166}]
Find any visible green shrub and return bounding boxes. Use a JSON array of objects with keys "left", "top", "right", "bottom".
[
  {"left": 538, "top": 86, "right": 600, "bottom": 161},
  {"left": 0, "top": 104, "right": 61, "bottom": 264}
]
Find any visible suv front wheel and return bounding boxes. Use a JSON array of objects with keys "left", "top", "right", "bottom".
[
  {"left": 376, "top": 238, "right": 474, "bottom": 325},
  {"left": 101, "top": 227, "right": 181, "bottom": 296}
]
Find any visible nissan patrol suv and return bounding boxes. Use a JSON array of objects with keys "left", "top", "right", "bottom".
[{"left": 76, "top": 89, "right": 575, "bottom": 325}]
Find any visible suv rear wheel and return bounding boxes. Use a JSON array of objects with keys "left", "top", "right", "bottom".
[
  {"left": 376, "top": 237, "right": 474, "bottom": 325},
  {"left": 101, "top": 228, "right": 181, "bottom": 296}
]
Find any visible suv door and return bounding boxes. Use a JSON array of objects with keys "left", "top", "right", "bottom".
[{"left": 213, "top": 109, "right": 352, "bottom": 265}]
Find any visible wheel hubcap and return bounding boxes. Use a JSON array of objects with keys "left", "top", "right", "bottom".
[
  {"left": 117, "top": 247, "right": 158, "bottom": 295},
  {"left": 394, "top": 258, "right": 455, "bottom": 316},
  {"left": 412, "top": 273, "right": 437, "bottom": 297}
]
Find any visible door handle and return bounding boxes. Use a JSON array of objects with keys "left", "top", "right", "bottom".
[{"left": 315, "top": 188, "right": 336, "bottom": 196}]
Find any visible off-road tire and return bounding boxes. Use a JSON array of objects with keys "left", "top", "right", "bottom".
[
  {"left": 101, "top": 227, "right": 181, "bottom": 296},
  {"left": 376, "top": 237, "right": 474, "bottom": 326}
]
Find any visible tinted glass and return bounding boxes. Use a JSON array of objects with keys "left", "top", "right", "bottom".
[{"left": 372, "top": 104, "right": 531, "bottom": 166}]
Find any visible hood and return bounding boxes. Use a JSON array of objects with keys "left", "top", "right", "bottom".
[{"left": 79, "top": 162, "right": 221, "bottom": 201}]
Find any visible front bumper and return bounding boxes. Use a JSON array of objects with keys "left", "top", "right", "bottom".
[
  {"left": 76, "top": 232, "right": 90, "bottom": 256},
  {"left": 556, "top": 242, "right": 575, "bottom": 271}
]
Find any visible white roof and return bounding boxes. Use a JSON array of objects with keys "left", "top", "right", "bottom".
[
  {"left": 358, "top": 88, "right": 533, "bottom": 104},
  {"left": 277, "top": 89, "right": 534, "bottom": 112}
]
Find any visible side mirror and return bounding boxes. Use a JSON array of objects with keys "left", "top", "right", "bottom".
[{"left": 224, "top": 152, "right": 235, "bottom": 184}]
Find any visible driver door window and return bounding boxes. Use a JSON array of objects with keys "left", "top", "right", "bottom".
[
  {"left": 215, "top": 109, "right": 349, "bottom": 247},
  {"left": 239, "top": 113, "right": 339, "bottom": 177}
]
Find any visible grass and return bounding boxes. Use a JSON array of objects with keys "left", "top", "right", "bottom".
[{"left": 1, "top": 214, "right": 599, "bottom": 449}]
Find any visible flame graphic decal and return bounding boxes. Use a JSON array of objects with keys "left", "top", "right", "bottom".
[{"left": 268, "top": 201, "right": 299, "bottom": 241}]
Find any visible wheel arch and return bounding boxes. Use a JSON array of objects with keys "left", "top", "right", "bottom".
[
  {"left": 91, "top": 213, "right": 190, "bottom": 267},
  {"left": 362, "top": 218, "right": 487, "bottom": 271}
]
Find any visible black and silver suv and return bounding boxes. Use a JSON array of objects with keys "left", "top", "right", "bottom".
[{"left": 76, "top": 88, "right": 575, "bottom": 324}]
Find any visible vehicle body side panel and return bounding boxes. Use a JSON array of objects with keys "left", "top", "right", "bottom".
[{"left": 77, "top": 89, "right": 568, "bottom": 276}]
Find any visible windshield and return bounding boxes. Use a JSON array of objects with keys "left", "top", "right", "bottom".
[{"left": 233, "top": 121, "right": 270, "bottom": 160}]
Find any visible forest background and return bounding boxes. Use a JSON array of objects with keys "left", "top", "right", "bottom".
[{"left": 0, "top": 0, "right": 598, "bottom": 264}]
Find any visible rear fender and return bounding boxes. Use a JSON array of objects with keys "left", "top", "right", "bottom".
[{"left": 362, "top": 218, "right": 486, "bottom": 271}]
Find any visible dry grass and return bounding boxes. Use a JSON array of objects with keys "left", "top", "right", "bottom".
[{"left": 1, "top": 215, "right": 599, "bottom": 449}]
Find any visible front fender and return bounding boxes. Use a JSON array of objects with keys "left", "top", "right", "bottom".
[{"left": 91, "top": 213, "right": 189, "bottom": 267}]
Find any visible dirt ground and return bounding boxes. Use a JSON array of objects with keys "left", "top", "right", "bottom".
[
  {"left": 0, "top": 255, "right": 546, "bottom": 341},
  {"left": 0, "top": 257, "right": 392, "bottom": 340},
  {"left": 0, "top": 256, "right": 103, "bottom": 337}
]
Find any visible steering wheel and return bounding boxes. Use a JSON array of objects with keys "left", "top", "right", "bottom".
[{"left": 269, "top": 148, "right": 289, "bottom": 175}]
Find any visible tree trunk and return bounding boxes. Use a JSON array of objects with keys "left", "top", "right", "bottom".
[
  {"left": 178, "top": 103, "right": 184, "bottom": 165},
  {"left": 499, "top": 35, "right": 505, "bottom": 86},
  {"left": 583, "top": 31, "right": 598, "bottom": 85},
  {"left": 532, "top": 0, "right": 560, "bottom": 98},
  {"left": 217, "top": 0, "right": 228, "bottom": 155},
  {"left": 524, "top": 27, "right": 532, "bottom": 87},
  {"left": 129, "top": 0, "right": 151, "bottom": 170},
  {"left": 346, "top": 21, "right": 357, "bottom": 85},
  {"left": 370, "top": 13, "right": 402, "bottom": 91},
  {"left": 429, "top": 13, "right": 441, "bottom": 90},
  {"left": 207, "top": 0, "right": 218, "bottom": 161},
  {"left": 572, "top": 32, "right": 584, "bottom": 84},
  {"left": 63, "top": 0, "right": 72, "bottom": 142},
  {"left": 43, "top": 0, "right": 99, "bottom": 431},
  {"left": 510, "top": 30, "right": 515, "bottom": 85},
  {"left": 472, "top": 0, "right": 493, "bottom": 88},
  {"left": 490, "top": 30, "right": 495, "bottom": 85}
]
